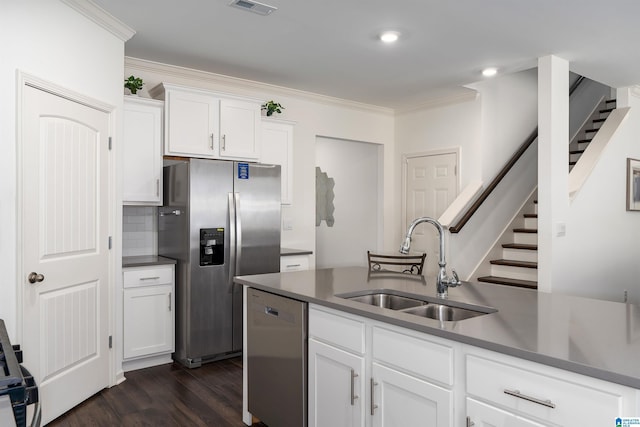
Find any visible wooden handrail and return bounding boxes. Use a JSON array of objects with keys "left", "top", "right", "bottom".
[
  {"left": 449, "top": 128, "right": 538, "bottom": 233},
  {"left": 448, "top": 75, "right": 585, "bottom": 234}
]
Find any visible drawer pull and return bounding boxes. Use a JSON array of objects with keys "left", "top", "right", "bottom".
[
  {"left": 350, "top": 369, "right": 358, "bottom": 405},
  {"left": 140, "top": 276, "right": 161, "bottom": 281},
  {"left": 504, "top": 389, "right": 556, "bottom": 409},
  {"left": 370, "top": 378, "right": 378, "bottom": 415},
  {"left": 286, "top": 264, "right": 301, "bottom": 268}
]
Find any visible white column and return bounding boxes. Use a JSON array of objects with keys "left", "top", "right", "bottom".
[{"left": 537, "top": 55, "right": 569, "bottom": 292}]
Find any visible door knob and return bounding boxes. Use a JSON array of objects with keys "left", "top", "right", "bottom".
[{"left": 28, "top": 272, "right": 45, "bottom": 283}]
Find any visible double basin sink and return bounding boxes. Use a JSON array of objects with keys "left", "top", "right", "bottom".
[{"left": 338, "top": 291, "right": 496, "bottom": 322}]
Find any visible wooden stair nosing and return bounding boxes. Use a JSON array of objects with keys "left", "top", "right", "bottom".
[
  {"left": 477, "top": 276, "right": 538, "bottom": 289},
  {"left": 585, "top": 128, "right": 598, "bottom": 134},
  {"left": 569, "top": 149, "right": 585, "bottom": 155},
  {"left": 523, "top": 213, "right": 537, "bottom": 218},
  {"left": 577, "top": 138, "right": 592, "bottom": 144},
  {"left": 490, "top": 259, "right": 537, "bottom": 269},
  {"left": 513, "top": 228, "right": 537, "bottom": 234},
  {"left": 502, "top": 243, "right": 537, "bottom": 251},
  {"left": 592, "top": 118, "right": 606, "bottom": 123},
  {"left": 599, "top": 108, "right": 614, "bottom": 114}
]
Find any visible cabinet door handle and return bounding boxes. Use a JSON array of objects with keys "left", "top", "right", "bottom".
[
  {"left": 350, "top": 369, "right": 358, "bottom": 405},
  {"left": 466, "top": 416, "right": 475, "bottom": 427},
  {"left": 370, "top": 378, "right": 378, "bottom": 416},
  {"left": 504, "top": 389, "right": 556, "bottom": 409},
  {"left": 168, "top": 292, "right": 172, "bottom": 311},
  {"left": 222, "top": 134, "right": 226, "bottom": 151},
  {"left": 156, "top": 179, "right": 160, "bottom": 197},
  {"left": 210, "top": 133, "right": 214, "bottom": 150},
  {"left": 140, "top": 276, "right": 160, "bottom": 281}
]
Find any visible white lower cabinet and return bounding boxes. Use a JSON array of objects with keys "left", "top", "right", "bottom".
[
  {"left": 280, "top": 254, "right": 310, "bottom": 272},
  {"left": 371, "top": 362, "right": 451, "bottom": 427},
  {"left": 466, "top": 398, "right": 546, "bottom": 427},
  {"left": 123, "top": 264, "right": 175, "bottom": 372},
  {"left": 464, "top": 347, "right": 638, "bottom": 426},
  {"left": 309, "top": 338, "right": 365, "bottom": 427},
  {"left": 309, "top": 305, "right": 453, "bottom": 427},
  {"left": 308, "top": 304, "right": 639, "bottom": 427}
]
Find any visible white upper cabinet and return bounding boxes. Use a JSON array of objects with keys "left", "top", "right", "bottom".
[
  {"left": 219, "top": 98, "right": 261, "bottom": 160},
  {"left": 122, "top": 96, "right": 163, "bottom": 205},
  {"left": 261, "top": 118, "right": 294, "bottom": 204},
  {"left": 149, "top": 83, "right": 262, "bottom": 161}
]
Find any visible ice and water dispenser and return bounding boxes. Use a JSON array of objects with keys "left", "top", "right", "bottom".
[{"left": 200, "top": 228, "right": 224, "bottom": 266}]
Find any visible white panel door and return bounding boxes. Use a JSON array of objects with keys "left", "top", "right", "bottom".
[
  {"left": 21, "top": 85, "right": 110, "bottom": 424},
  {"left": 466, "top": 398, "right": 547, "bottom": 427},
  {"left": 371, "top": 363, "right": 452, "bottom": 427},
  {"left": 308, "top": 338, "right": 365, "bottom": 427},
  {"left": 404, "top": 153, "right": 457, "bottom": 277}
]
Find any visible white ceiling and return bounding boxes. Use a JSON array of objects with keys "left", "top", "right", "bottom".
[{"left": 94, "top": 0, "right": 640, "bottom": 109}]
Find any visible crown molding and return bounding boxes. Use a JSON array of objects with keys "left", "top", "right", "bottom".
[
  {"left": 61, "top": 0, "right": 135, "bottom": 42},
  {"left": 125, "top": 57, "right": 395, "bottom": 117}
]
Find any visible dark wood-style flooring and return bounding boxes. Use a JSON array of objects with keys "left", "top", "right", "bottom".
[{"left": 48, "top": 357, "right": 267, "bottom": 427}]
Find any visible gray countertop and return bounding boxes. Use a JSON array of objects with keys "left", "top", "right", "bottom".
[
  {"left": 234, "top": 266, "right": 640, "bottom": 389},
  {"left": 281, "top": 247, "right": 313, "bottom": 256},
  {"left": 123, "top": 255, "right": 177, "bottom": 268}
]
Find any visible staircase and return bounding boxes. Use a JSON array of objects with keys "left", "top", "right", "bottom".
[
  {"left": 569, "top": 99, "right": 616, "bottom": 170},
  {"left": 477, "top": 199, "right": 538, "bottom": 289}
]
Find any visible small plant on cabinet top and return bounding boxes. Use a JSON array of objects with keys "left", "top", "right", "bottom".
[
  {"left": 124, "top": 75, "right": 144, "bottom": 95},
  {"left": 262, "top": 100, "right": 284, "bottom": 116}
]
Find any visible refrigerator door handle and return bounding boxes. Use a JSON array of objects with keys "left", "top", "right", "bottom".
[
  {"left": 234, "top": 192, "right": 242, "bottom": 274},
  {"left": 228, "top": 192, "right": 237, "bottom": 289}
]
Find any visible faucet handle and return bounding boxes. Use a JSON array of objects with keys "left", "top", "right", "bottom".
[{"left": 450, "top": 270, "right": 461, "bottom": 286}]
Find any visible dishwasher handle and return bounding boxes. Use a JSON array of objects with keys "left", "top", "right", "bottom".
[{"left": 265, "top": 306, "right": 279, "bottom": 317}]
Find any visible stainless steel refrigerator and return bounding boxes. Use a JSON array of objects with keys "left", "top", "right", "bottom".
[{"left": 158, "top": 158, "right": 281, "bottom": 368}]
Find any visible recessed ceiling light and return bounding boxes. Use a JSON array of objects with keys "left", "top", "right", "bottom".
[
  {"left": 482, "top": 67, "right": 498, "bottom": 77},
  {"left": 379, "top": 31, "right": 400, "bottom": 43}
]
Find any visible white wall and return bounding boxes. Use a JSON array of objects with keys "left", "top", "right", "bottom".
[
  {"left": 0, "top": 0, "right": 127, "bottom": 340},
  {"left": 124, "top": 58, "right": 396, "bottom": 268},
  {"left": 315, "top": 137, "right": 380, "bottom": 268},
  {"left": 553, "top": 87, "right": 640, "bottom": 303}
]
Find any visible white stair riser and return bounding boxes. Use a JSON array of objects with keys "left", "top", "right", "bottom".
[
  {"left": 491, "top": 264, "right": 538, "bottom": 281},
  {"left": 502, "top": 248, "right": 538, "bottom": 263},
  {"left": 533, "top": 204, "right": 538, "bottom": 215},
  {"left": 524, "top": 217, "right": 537, "bottom": 229},
  {"left": 513, "top": 232, "right": 537, "bottom": 245}
]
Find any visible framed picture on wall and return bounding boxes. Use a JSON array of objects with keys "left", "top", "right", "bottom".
[{"left": 627, "top": 158, "right": 640, "bottom": 211}]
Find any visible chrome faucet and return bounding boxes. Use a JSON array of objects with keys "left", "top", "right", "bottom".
[{"left": 400, "top": 217, "right": 461, "bottom": 298}]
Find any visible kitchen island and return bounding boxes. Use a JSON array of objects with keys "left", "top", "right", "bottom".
[{"left": 236, "top": 267, "right": 640, "bottom": 426}]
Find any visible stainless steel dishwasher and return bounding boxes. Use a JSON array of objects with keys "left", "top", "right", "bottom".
[{"left": 247, "top": 288, "right": 307, "bottom": 427}]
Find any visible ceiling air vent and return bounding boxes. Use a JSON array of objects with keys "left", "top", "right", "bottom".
[{"left": 228, "top": 0, "right": 277, "bottom": 16}]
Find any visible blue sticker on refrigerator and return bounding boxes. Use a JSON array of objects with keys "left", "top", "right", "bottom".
[{"left": 238, "top": 163, "right": 249, "bottom": 179}]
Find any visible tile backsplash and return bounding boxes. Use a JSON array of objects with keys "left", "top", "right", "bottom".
[{"left": 123, "top": 206, "right": 157, "bottom": 256}]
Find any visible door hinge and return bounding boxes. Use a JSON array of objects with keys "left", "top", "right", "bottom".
[
  {"left": 108, "top": 335, "right": 112, "bottom": 349},
  {"left": 108, "top": 236, "right": 112, "bottom": 250},
  {"left": 108, "top": 136, "right": 112, "bottom": 150}
]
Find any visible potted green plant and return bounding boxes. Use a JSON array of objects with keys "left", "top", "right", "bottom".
[
  {"left": 261, "top": 100, "right": 284, "bottom": 116},
  {"left": 124, "top": 75, "right": 144, "bottom": 95}
]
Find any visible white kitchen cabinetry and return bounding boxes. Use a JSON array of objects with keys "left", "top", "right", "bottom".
[
  {"left": 261, "top": 118, "right": 294, "bottom": 204},
  {"left": 280, "top": 254, "right": 309, "bottom": 272},
  {"left": 464, "top": 347, "right": 638, "bottom": 426},
  {"left": 159, "top": 85, "right": 220, "bottom": 158},
  {"left": 219, "top": 98, "right": 261, "bottom": 160},
  {"left": 466, "top": 398, "right": 546, "bottom": 427},
  {"left": 122, "top": 265, "right": 175, "bottom": 372},
  {"left": 149, "top": 83, "right": 262, "bottom": 160},
  {"left": 309, "top": 338, "right": 365, "bottom": 427},
  {"left": 122, "top": 97, "right": 163, "bottom": 205},
  {"left": 308, "top": 305, "right": 453, "bottom": 427}
]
